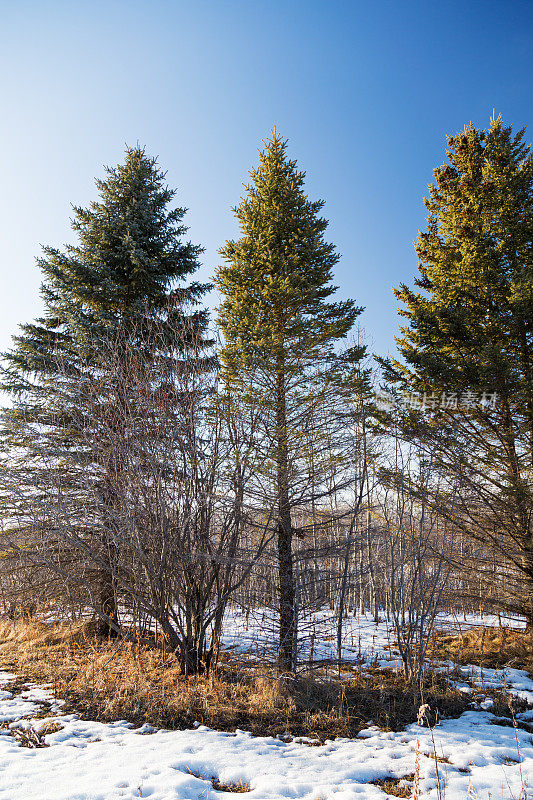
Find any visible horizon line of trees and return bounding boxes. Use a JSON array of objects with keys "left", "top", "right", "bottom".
[{"left": 0, "top": 115, "right": 531, "bottom": 685}]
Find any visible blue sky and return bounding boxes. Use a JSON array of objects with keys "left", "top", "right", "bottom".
[{"left": 1, "top": 0, "right": 532, "bottom": 360}]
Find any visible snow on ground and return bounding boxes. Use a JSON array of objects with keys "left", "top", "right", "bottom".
[
  {"left": 221, "top": 607, "right": 524, "bottom": 668},
  {"left": 0, "top": 672, "right": 64, "bottom": 723},
  {"left": 0, "top": 673, "right": 532, "bottom": 800},
  {"left": 434, "top": 612, "right": 526, "bottom": 631},
  {"left": 450, "top": 663, "right": 533, "bottom": 705},
  {"left": 1, "top": 613, "right": 532, "bottom": 800},
  {"left": 221, "top": 608, "right": 394, "bottom": 666}
]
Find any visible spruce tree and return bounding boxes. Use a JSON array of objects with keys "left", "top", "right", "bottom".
[
  {"left": 215, "top": 132, "right": 365, "bottom": 671},
  {"left": 1, "top": 145, "right": 208, "bottom": 630},
  {"left": 382, "top": 116, "right": 533, "bottom": 622}
]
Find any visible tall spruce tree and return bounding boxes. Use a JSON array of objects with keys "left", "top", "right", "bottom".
[
  {"left": 215, "top": 132, "right": 365, "bottom": 671},
  {"left": 1, "top": 145, "right": 208, "bottom": 630},
  {"left": 381, "top": 117, "right": 533, "bottom": 622}
]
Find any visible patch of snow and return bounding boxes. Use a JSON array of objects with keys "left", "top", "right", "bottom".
[{"left": 0, "top": 701, "right": 532, "bottom": 799}]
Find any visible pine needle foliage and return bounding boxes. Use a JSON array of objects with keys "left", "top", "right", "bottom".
[
  {"left": 215, "top": 131, "right": 365, "bottom": 671},
  {"left": 384, "top": 116, "right": 533, "bottom": 407},
  {"left": 0, "top": 146, "right": 209, "bottom": 628},
  {"left": 380, "top": 117, "right": 533, "bottom": 623}
]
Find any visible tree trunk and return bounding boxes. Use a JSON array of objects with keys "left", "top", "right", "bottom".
[
  {"left": 276, "top": 358, "right": 296, "bottom": 673},
  {"left": 96, "top": 565, "right": 119, "bottom": 638},
  {"left": 501, "top": 395, "right": 533, "bottom": 628},
  {"left": 521, "top": 570, "right": 533, "bottom": 631},
  {"left": 96, "top": 481, "right": 120, "bottom": 638},
  {"left": 179, "top": 641, "right": 211, "bottom": 677}
]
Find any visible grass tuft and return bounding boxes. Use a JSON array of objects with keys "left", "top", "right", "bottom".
[
  {"left": 211, "top": 776, "right": 251, "bottom": 793},
  {"left": 372, "top": 774, "right": 415, "bottom": 797}
]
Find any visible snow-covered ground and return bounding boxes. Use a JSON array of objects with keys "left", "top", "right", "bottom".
[
  {"left": 1, "top": 613, "right": 532, "bottom": 800},
  {"left": 221, "top": 607, "right": 525, "bottom": 668},
  {"left": 221, "top": 608, "right": 394, "bottom": 666}
]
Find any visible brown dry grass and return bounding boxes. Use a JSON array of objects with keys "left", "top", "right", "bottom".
[
  {"left": 185, "top": 767, "right": 250, "bottom": 792},
  {"left": 372, "top": 774, "right": 415, "bottom": 798},
  {"left": 7, "top": 722, "right": 64, "bottom": 749},
  {"left": 210, "top": 777, "right": 251, "bottom": 793},
  {"left": 429, "top": 626, "right": 533, "bottom": 671},
  {"left": 0, "top": 617, "right": 471, "bottom": 740}
]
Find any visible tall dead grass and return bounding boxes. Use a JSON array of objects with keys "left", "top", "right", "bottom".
[
  {"left": 429, "top": 626, "right": 533, "bottom": 671},
  {"left": 0, "top": 616, "right": 471, "bottom": 740}
]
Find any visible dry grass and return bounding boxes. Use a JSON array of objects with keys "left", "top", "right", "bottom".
[
  {"left": 372, "top": 774, "right": 415, "bottom": 798},
  {"left": 210, "top": 777, "right": 251, "bottom": 793},
  {"left": 423, "top": 752, "right": 451, "bottom": 764},
  {"left": 429, "top": 626, "right": 533, "bottom": 671},
  {"left": 0, "top": 616, "right": 471, "bottom": 741},
  {"left": 7, "top": 721, "right": 64, "bottom": 749}
]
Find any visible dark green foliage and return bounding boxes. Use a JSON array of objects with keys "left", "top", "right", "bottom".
[
  {"left": 0, "top": 146, "right": 209, "bottom": 626},
  {"left": 2, "top": 145, "right": 207, "bottom": 398}
]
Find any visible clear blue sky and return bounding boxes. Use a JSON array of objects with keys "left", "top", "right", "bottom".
[{"left": 1, "top": 0, "right": 532, "bottom": 360}]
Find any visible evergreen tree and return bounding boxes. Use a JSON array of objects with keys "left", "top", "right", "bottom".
[
  {"left": 381, "top": 117, "right": 533, "bottom": 622},
  {"left": 215, "top": 132, "right": 365, "bottom": 671},
  {"left": 1, "top": 145, "right": 209, "bottom": 630}
]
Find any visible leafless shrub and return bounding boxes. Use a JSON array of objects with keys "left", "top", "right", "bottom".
[
  {"left": 0, "top": 304, "right": 275, "bottom": 674},
  {"left": 376, "top": 448, "right": 455, "bottom": 702}
]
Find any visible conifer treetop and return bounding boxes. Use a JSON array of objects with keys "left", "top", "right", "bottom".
[
  {"left": 2, "top": 145, "right": 209, "bottom": 394},
  {"left": 216, "top": 130, "right": 363, "bottom": 375},
  {"left": 383, "top": 116, "right": 533, "bottom": 396}
]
